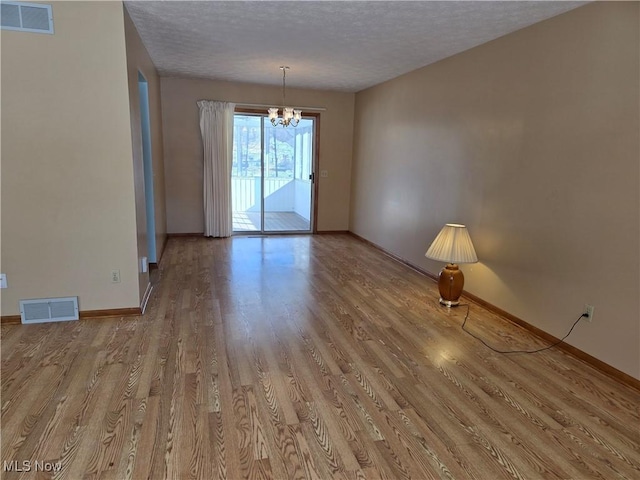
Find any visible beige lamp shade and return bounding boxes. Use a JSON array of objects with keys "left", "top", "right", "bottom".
[
  {"left": 425, "top": 224, "right": 478, "bottom": 264},
  {"left": 425, "top": 224, "right": 477, "bottom": 306}
]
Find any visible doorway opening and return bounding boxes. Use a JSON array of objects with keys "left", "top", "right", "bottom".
[
  {"left": 138, "top": 72, "right": 156, "bottom": 262},
  {"left": 232, "top": 112, "right": 317, "bottom": 234}
]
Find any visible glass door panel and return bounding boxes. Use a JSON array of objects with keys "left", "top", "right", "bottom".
[
  {"left": 263, "top": 118, "right": 314, "bottom": 232},
  {"left": 233, "top": 113, "right": 314, "bottom": 234},
  {"left": 232, "top": 114, "right": 263, "bottom": 232}
]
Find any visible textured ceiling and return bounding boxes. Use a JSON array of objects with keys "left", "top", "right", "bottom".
[{"left": 125, "top": 1, "right": 588, "bottom": 92}]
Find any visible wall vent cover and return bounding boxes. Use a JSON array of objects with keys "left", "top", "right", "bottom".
[
  {"left": 1, "top": 2, "right": 53, "bottom": 34},
  {"left": 19, "top": 297, "right": 79, "bottom": 324}
]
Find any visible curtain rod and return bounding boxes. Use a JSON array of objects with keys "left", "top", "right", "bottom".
[{"left": 235, "top": 102, "right": 327, "bottom": 112}]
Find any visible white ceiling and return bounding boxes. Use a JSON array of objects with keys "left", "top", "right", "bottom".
[{"left": 125, "top": 1, "right": 588, "bottom": 93}]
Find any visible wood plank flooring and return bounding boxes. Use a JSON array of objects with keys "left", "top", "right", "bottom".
[
  {"left": 1, "top": 234, "right": 639, "bottom": 479},
  {"left": 232, "top": 212, "right": 311, "bottom": 232}
]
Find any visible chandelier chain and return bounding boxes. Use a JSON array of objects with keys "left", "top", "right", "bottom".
[
  {"left": 281, "top": 66, "right": 287, "bottom": 107},
  {"left": 268, "top": 66, "right": 301, "bottom": 127}
]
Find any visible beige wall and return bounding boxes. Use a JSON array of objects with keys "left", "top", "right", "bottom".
[
  {"left": 350, "top": 2, "right": 639, "bottom": 378},
  {"left": 123, "top": 6, "right": 167, "bottom": 295},
  {"left": 1, "top": 1, "right": 140, "bottom": 315},
  {"left": 123, "top": 8, "right": 149, "bottom": 302},
  {"left": 161, "top": 77, "right": 354, "bottom": 233}
]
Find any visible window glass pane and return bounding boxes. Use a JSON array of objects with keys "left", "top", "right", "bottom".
[
  {"left": 232, "top": 115, "right": 262, "bottom": 231},
  {"left": 233, "top": 113, "right": 313, "bottom": 233}
]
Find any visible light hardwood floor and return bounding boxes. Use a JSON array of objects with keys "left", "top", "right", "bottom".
[
  {"left": 232, "top": 212, "right": 311, "bottom": 232},
  {"left": 2, "top": 234, "right": 639, "bottom": 479}
]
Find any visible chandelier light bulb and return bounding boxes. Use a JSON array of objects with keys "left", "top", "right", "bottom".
[{"left": 268, "top": 66, "right": 302, "bottom": 127}]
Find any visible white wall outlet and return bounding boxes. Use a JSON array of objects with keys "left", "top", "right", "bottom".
[
  {"left": 141, "top": 257, "right": 148, "bottom": 273},
  {"left": 111, "top": 270, "right": 121, "bottom": 283},
  {"left": 321, "top": 170, "right": 328, "bottom": 178},
  {"left": 0, "top": 274, "right": 7, "bottom": 289},
  {"left": 584, "top": 304, "right": 594, "bottom": 322}
]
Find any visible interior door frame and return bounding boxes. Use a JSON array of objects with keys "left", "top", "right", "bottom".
[
  {"left": 234, "top": 107, "right": 320, "bottom": 234},
  {"left": 138, "top": 71, "right": 157, "bottom": 261}
]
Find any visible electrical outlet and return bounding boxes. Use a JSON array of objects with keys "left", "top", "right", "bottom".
[
  {"left": 321, "top": 170, "right": 328, "bottom": 178},
  {"left": 111, "top": 270, "right": 121, "bottom": 284},
  {"left": 584, "top": 304, "right": 594, "bottom": 322},
  {"left": 0, "top": 274, "right": 7, "bottom": 289},
  {"left": 141, "top": 257, "right": 148, "bottom": 273}
]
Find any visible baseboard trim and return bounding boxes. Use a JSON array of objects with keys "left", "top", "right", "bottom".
[
  {"left": 349, "top": 232, "right": 438, "bottom": 282},
  {"left": 158, "top": 234, "right": 169, "bottom": 263},
  {"left": 140, "top": 283, "right": 153, "bottom": 314},
  {"left": 461, "top": 291, "right": 640, "bottom": 390},
  {"left": 81, "top": 308, "right": 142, "bottom": 319},
  {"left": 1, "top": 315, "right": 21, "bottom": 325},
  {"left": 1, "top": 307, "right": 142, "bottom": 325},
  {"left": 167, "top": 232, "right": 204, "bottom": 238},
  {"left": 348, "top": 231, "right": 640, "bottom": 391},
  {"left": 168, "top": 231, "right": 350, "bottom": 238}
]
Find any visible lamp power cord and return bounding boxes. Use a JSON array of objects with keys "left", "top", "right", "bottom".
[{"left": 457, "top": 303, "right": 587, "bottom": 354}]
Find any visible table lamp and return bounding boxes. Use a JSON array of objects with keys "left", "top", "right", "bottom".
[{"left": 425, "top": 224, "right": 478, "bottom": 307}]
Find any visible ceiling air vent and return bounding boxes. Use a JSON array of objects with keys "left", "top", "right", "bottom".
[
  {"left": 1, "top": 2, "right": 53, "bottom": 34},
  {"left": 19, "top": 297, "right": 79, "bottom": 324}
]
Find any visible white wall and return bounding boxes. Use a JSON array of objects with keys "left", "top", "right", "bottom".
[
  {"left": 124, "top": 6, "right": 168, "bottom": 266},
  {"left": 1, "top": 1, "right": 140, "bottom": 315},
  {"left": 161, "top": 77, "right": 354, "bottom": 233},
  {"left": 350, "top": 2, "right": 639, "bottom": 378}
]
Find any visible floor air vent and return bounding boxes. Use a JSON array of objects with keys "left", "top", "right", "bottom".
[
  {"left": 19, "top": 297, "right": 79, "bottom": 324},
  {"left": 1, "top": 2, "right": 54, "bottom": 34}
]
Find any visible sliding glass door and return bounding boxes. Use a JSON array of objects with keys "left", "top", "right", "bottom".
[{"left": 232, "top": 113, "right": 315, "bottom": 233}]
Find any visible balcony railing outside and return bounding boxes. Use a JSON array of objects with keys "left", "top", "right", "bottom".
[
  {"left": 232, "top": 114, "right": 314, "bottom": 232},
  {"left": 232, "top": 176, "right": 311, "bottom": 232}
]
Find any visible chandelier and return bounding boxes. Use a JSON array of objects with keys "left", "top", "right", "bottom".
[{"left": 268, "top": 66, "right": 302, "bottom": 127}]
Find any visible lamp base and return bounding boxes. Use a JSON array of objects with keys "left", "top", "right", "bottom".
[
  {"left": 439, "top": 298, "right": 460, "bottom": 307},
  {"left": 437, "top": 263, "right": 464, "bottom": 307}
]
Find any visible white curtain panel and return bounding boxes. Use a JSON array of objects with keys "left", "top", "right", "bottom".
[{"left": 197, "top": 100, "right": 235, "bottom": 237}]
